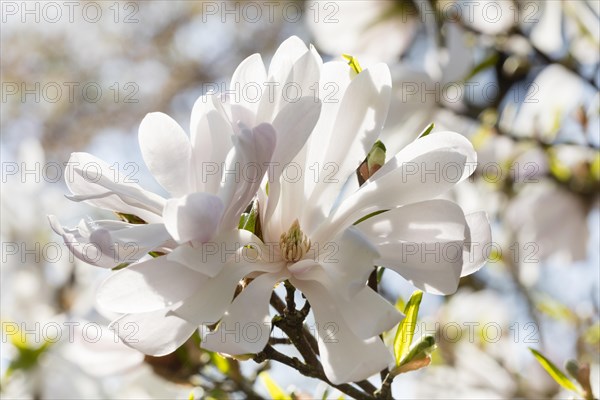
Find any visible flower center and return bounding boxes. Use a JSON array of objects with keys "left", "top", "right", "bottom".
[{"left": 279, "top": 219, "right": 311, "bottom": 263}]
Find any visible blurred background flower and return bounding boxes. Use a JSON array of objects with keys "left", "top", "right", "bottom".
[{"left": 1, "top": 1, "right": 598, "bottom": 398}]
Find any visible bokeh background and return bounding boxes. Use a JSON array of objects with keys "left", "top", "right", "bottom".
[{"left": 1, "top": 1, "right": 599, "bottom": 398}]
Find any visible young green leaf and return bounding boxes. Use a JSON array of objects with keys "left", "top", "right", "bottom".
[
  {"left": 400, "top": 335, "right": 436, "bottom": 366},
  {"left": 394, "top": 290, "right": 423, "bottom": 366},
  {"left": 342, "top": 54, "right": 363, "bottom": 74},
  {"left": 529, "top": 348, "right": 582, "bottom": 395},
  {"left": 259, "top": 372, "right": 291, "bottom": 400},
  {"left": 238, "top": 199, "right": 260, "bottom": 236},
  {"left": 418, "top": 122, "right": 435, "bottom": 138},
  {"left": 209, "top": 352, "right": 230, "bottom": 375}
]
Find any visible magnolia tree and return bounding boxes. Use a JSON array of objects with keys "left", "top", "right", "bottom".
[{"left": 48, "top": 37, "right": 492, "bottom": 399}]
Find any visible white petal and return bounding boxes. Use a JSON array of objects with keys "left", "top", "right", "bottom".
[
  {"left": 356, "top": 199, "right": 468, "bottom": 242},
  {"left": 107, "top": 222, "right": 172, "bottom": 254},
  {"left": 267, "top": 36, "right": 309, "bottom": 83},
  {"left": 110, "top": 309, "right": 197, "bottom": 356},
  {"left": 202, "top": 271, "right": 289, "bottom": 355},
  {"left": 356, "top": 200, "right": 468, "bottom": 295},
  {"left": 50, "top": 217, "right": 171, "bottom": 269},
  {"left": 378, "top": 66, "right": 438, "bottom": 157},
  {"left": 257, "top": 36, "right": 314, "bottom": 122},
  {"left": 373, "top": 131, "right": 477, "bottom": 182},
  {"left": 230, "top": 53, "right": 267, "bottom": 119},
  {"left": 172, "top": 260, "right": 284, "bottom": 326},
  {"left": 317, "top": 227, "right": 378, "bottom": 299},
  {"left": 65, "top": 152, "right": 165, "bottom": 223},
  {"left": 461, "top": 211, "right": 492, "bottom": 277},
  {"left": 61, "top": 323, "right": 144, "bottom": 377},
  {"left": 190, "top": 94, "right": 235, "bottom": 193},
  {"left": 219, "top": 123, "right": 276, "bottom": 229},
  {"left": 272, "top": 97, "right": 322, "bottom": 169},
  {"left": 49, "top": 215, "right": 117, "bottom": 268},
  {"left": 303, "top": 63, "right": 392, "bottom": 234},
  {"left": 97, "top": 256, "right": 208, "bottom": 313},
  {"left": 292, "top": 279, "right": 393, "bottom": 384},
  {"left": 167, "top": 229, "right": 263, "bottom": 277},
  {"left": 264, "top": 97, "right": 322, "bottom": 224},
  {"left": 341, "top": 286, "right": 404, "bottom": 339},
  {"left": 163, "top": 192, "right": 224, "bottom": 244},
  {"left": 139, "top": 112, "right": 192, "bottom": 197},
  {"left": 291, "top": 264, "right": 403, "bottom": 340},
  {"left": 314, "top": 132, "right": 476, "bottom": 242},
  {"left": 260, "top": 46, "right": 322, "bottom": 122}
]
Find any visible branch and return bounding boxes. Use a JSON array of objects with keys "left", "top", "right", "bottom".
[
  {"left": 374, "top": 372, "right": 395, "bottom": 399},
  {"left": 254, "top": 345, "right": 374, "bottom": 400},
  {"left": 267, "top": 292, "right": 376, "bottom": 399}
]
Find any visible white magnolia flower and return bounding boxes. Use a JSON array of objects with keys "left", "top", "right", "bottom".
[
  {"left": 506, "top": 179, "right": 589, "bottom": 264},
  {"left": 49, "top": 36, "right": 323, "bottom": 269},
  {"left": 499, "top": 64, "right": 599, "bottom": 144},
  {"left": 95, "top": 50, "right": 490, "bottom": 384}
]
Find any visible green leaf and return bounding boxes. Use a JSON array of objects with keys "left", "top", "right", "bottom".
[
  {"left": 463, "top": 53, "right": 499, "bottom": 82},
  {"left": 342, "top": 54, "right": 363, "bottom": 74},
  {"left": 238, "top": 200, "right": 259, "bottom": 235},
  {"left": 583, "top": 323, "right": 600, "bottom": 345},
  {"left": 418, "top": 123, "right": 435, "bottom": 138},
  {"left": 358, "top": 140, "right": 387, "bottom": 185},
  {"left": 115, "top": 212, "right": 146, "bottom": 224},
  {"left": 353, "top": 210, "right": 387, "bottom": 225},
  {"left": 209, "top": 352, "right": 230, "bottom": 375},
  {"left": 389, "top": 336, "right": 436, "bottom": 376},
  {"left": 591, "top": 153, "right": 600, "bottom": 182},
  {"left": 259, "top": 372, "right": 291, "bottom": 400},
  {"left": 367, "top": 141, "right": 386, "bottom": 172},
  {"left": 3, "top": 322, "right": 53, "bottom": 375},
  {"left": 376, "top": 266, "right": 385, "bottom": 284},
  {"left": 112, "top": 262, "right": 130, "bottom": 271},
  {"left": 394, "top": 296, "right": 405, "bottom": 313},
  {"left": 399, "top": 335, "right": 435, "bottom": 366},
  {"left": 535, "top": 297, "right": 576, "bottom": 322},
  {"left": 394, "top": 290, "right": 423, "bottom": 366},
  {"left": 529, "top": 348, "right": 582, "bottom": 395},
  {"left": 548, "top": 150, "right": 572, "bottom": 182}
]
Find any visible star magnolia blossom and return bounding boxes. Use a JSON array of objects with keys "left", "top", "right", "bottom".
[
  {"left": 49, "top": 36, "right": 322, "bottom": 267},
  {"left": 140, "top": 60, "right": 489, "bottom": 383},
  {"left": 52, "top": 37, "right": 491, "bottom": 385}
]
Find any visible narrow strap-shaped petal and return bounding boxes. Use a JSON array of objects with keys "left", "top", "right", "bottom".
[
  {"left": 460, "top": 211, "right": 492, "bottom": 277},
  {"left": 201, "top": 270, "right": 289, "bottom": 355},
  {"left": 139, "top": 112, "right": 192, "bottom": 197},
  {"left": 291, "top": 227, "right": 378, "bottom": 300},
  {"left": 313, "top": 132, "right": 476, "bottom": 242},
  {"left": 291, "top": 279, "right": 393, "bottom": 384},
  {"left": 219, "top": 123, "right": 276, "bottom": 230},
  {"left": 171, "top": 259, "right": 285, "bottom": 326},
  {"left": 167, "top": 228, "right": 263, "bottom": 277},
  {"left": 162, "top": 192, "right": 225, "bottom": 244},
  {"left": 65, "top": 152, "right": 165, "bottom": 223},
  {"left": 109, "top": 309, "right": 197, "bottom": 357},
  {"left": 190, "top": 102, "right": 235, "bottom": 193},
  {"left": 291, "top": 264, "right": 403, "bottom": 340},
  {"left": 264, "top": 97, "right": 322, "bottom": 225},
  {"left": 303, "top": 63, "right": 392, "bottom": 234},
  {"left": 229, "top": 53, "right": 267, "bottom": 123},
  {"left": 97, "top": 256, "right": 208, "bottom": 314},
  {"left": 356, "top": 200, "right": 469, "bottom": 295}
]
